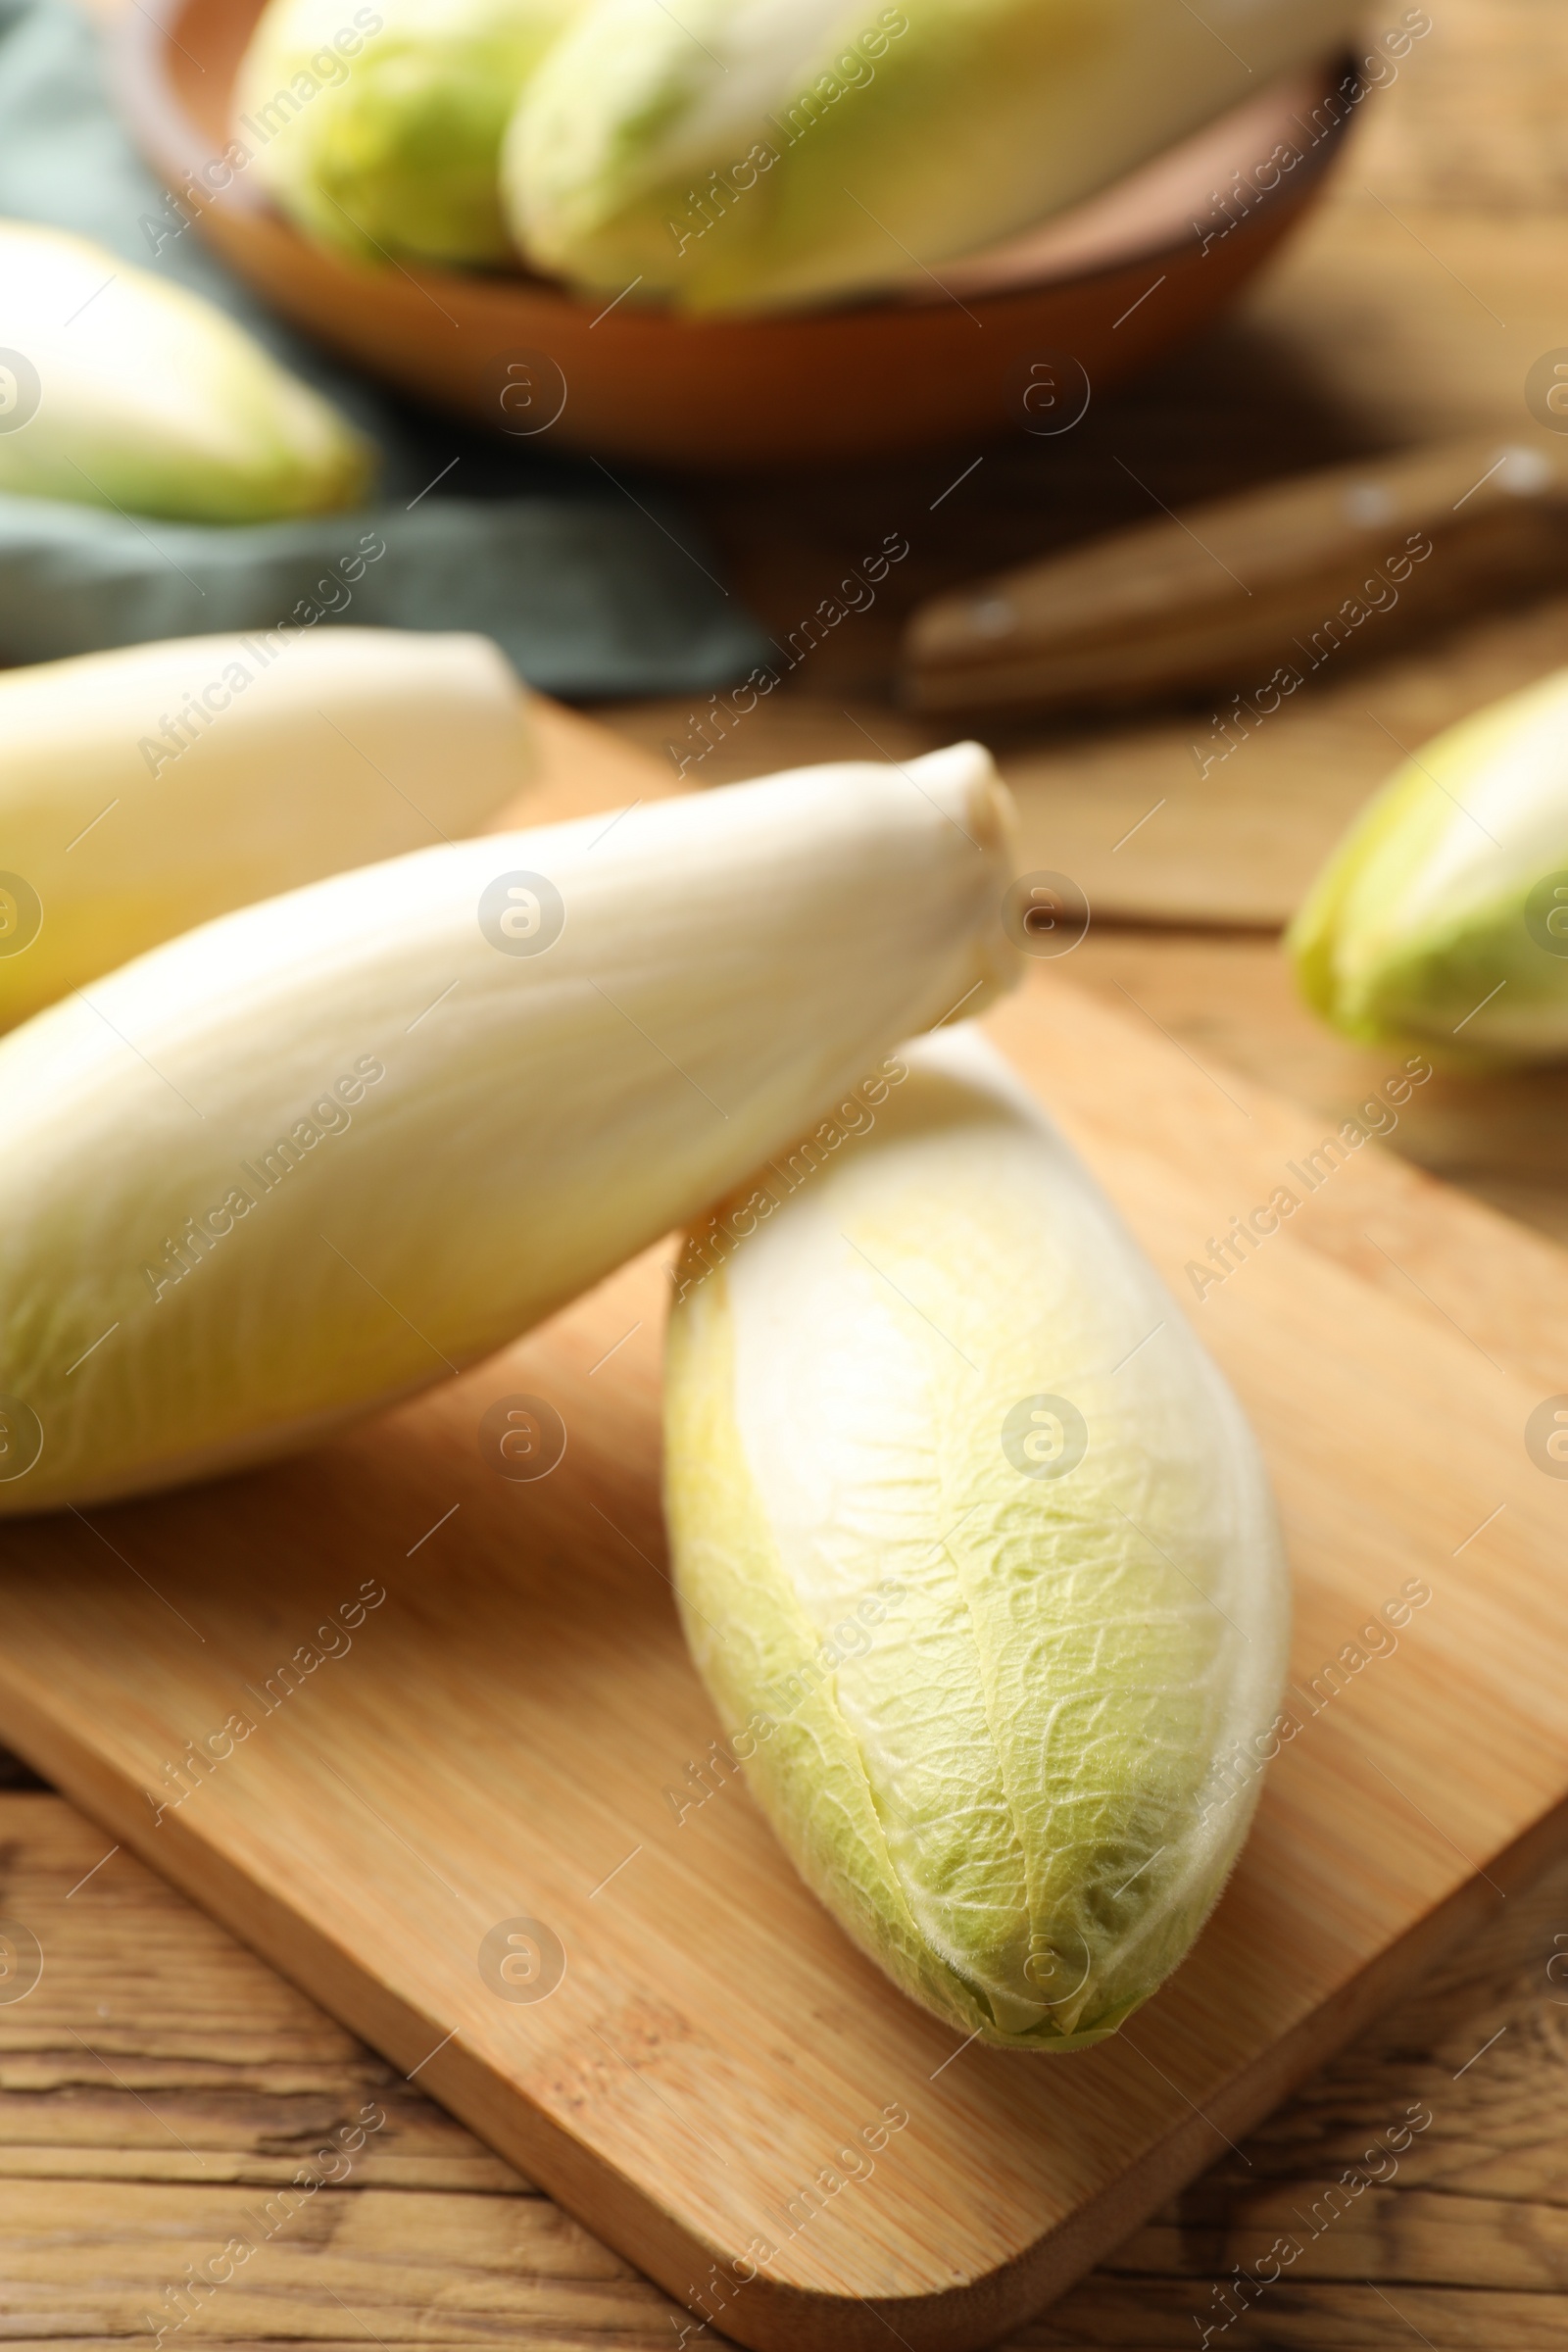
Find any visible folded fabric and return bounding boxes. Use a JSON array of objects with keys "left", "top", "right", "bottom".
[{"left": 0, "top": 0, "right": 768, "bottom": 694}]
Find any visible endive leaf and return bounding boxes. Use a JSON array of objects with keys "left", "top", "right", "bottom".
[
  {"left": 1289, "top": 664, "right": 1568, "bottom": 1064},
  {"left": 664, "top": 1025, "right": 1288, "bottom": 2046},
  {"left": 0, "top": 221, "right": 372, "bottom": 521},
  {"left": 0, "top": 745, "right": 1012, "bottom": 1513},
  {"left": 0, "top": 628, "right": 529, "bottom": 1030},
  {"left": 238, "top": 0, "right": 583, "bottom": 265},
  {"left": 505, "top": 0, "right": 1361, "bottom": 313}
]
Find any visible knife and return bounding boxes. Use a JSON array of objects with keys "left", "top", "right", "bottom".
[{"left": 901, "top": 436, "right": 1568, "bottom": 718}]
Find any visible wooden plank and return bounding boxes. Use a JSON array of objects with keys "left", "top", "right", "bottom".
[
  {"left": 4, "top": 1789, "right": 1565, "bottom": 2348},
  {"left": 0, "top": 875, "right": 1566, "bottom": 2348},
  {"left": 1060, "top": 930, "right": 1568, "bottom": 1253}
]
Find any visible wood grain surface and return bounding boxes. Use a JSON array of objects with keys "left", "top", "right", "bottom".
[
  {"left": 7, "top": 0, "right": 1566, "bottom": 2345},
  {"left": 2, "top": 1782, "right": 1564, "bottom": 2351}
]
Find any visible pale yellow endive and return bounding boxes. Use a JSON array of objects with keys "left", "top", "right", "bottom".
[
  {"left": 0, "top": 629, "right": 530, "bottom": 1030},
  {"left": 0, "top": 221, "right": 372, "bottom": 520},
  {"left": 506, "top": 0, "right": 1363, "bottom": 312},
  {"left": 0, "top": 746, "right": 1014, "bottom": 1513},
  {"left": 237, "top": 0, "right": 584, "bottom": 265},
  {"left": 665, "top": 1026, "right": 1288, "bottom": 2046},
  {"left": 1291, "top": 664, "right": 1568, "bottom": 1063}
]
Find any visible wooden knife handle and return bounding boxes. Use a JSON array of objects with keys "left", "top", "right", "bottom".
[{"left": 902, "top": 437, "right": 1568, "bottom": 719}]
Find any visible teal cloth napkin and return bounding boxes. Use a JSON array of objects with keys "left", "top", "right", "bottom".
[{"left": 0, "top": 0, "right": 769, "bottom": 694}]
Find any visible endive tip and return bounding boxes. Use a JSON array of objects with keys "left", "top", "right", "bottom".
[
  {"left": 901, "top": 740, "right": 1017, "bottom": 861},
  {"left": 902, "top": 741, "right": 1024, "bottom": 1011},
  {"left": 969, "top": 760, "right": 1019, "bottom": 868}
]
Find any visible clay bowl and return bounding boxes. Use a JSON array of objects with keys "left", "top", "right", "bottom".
[{"left": 115, "top": 0, "right": 1355, "bottom": 469}]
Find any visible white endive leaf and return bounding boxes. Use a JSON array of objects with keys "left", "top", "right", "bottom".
[
  {"left": 0, "top": 221, "right": 372, "bottom": 520},
  {"left": 0, "top": 746, "right": 1012, "bottom": 1513},
  {"left": 664, "top": 1025, "right": 1289, "bottom": 2047},
  {"left": 1290, "top": 663, "right": 1568, "bottom": 1063},
  {"left": 506, "top": 0, "right": 1362, "bottom": 312},
  {"left": 0, "top": 629, "right": 530, "bottom": 1030},
  {"left": 237, "top": 0, "right": 584, "bottom": 265}
]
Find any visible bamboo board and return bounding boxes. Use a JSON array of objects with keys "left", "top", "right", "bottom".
[{"left": 1, "top": 712, "right": 1566, "bottom": 2352}]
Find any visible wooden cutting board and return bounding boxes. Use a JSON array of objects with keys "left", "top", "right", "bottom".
[{"left": 1, "top": 710, "right": 1566, "bottom": 2352}]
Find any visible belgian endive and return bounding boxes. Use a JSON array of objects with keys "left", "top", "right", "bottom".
[
  {"left": 0, "top": 747, "right": 1012, "bottom": 1514},
  {"left": 0, "top": 629, "right": 530, "bottom": 1030},
  {"left": 237, "top": 0, "right": 583, "bottom": 265},
  {"left": 0, "top": 222, "right": 372, "bottom": 520},
  {"left": 504, "top": 0, "right": 1362, "bottom": 313},
  {"left": 1290, "top": 665, "right": 1568, "bottom": 1064},
  {"left": 664, "top": 1026, "right": 1289, "bottom": 2047}
]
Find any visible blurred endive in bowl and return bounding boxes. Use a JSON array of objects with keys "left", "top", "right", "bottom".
[
  {"left": 118, "top": 0, "right": 1367, "bottom": 462},
  {"left": 503, "top": 0, "right": 1366, "bottom": 311},
  {"left": 236, "top": 0, "right": 583, "bottom": 264},
  {"left": 231, "top": 0, "right": 1363, "bottom": 304}
]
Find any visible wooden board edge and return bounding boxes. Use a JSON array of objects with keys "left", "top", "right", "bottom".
[
  {"left": 6, "top": 1569, "right": 1568, "bottom": 2352},
  {"left": 1000, "top": 1787, "right": 1568, "bottom": 2339}
]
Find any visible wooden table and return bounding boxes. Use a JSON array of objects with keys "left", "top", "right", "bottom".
[
  {"left": 7, "top": 0, "right": 1568, "bottom": 2342},
  {"left": 4, "top": 1760, "right": 1566, "bottom": 2351}
]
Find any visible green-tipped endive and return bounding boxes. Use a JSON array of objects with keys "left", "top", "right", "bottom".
[
  {"left": 1289, "top": 665, "right": 1568, "bottom": 1064},
  {"left": 0, "top": 746, "right": 1013, "bottom": 1514},
  {"left": 505, "top": 0, "right": 1361, "bottom": 314},
  {"left": 237, "top": 0, "right": 582, "bottom": 266},
  {"left": 0, "top": 222, "right": 372, "bottom": 520},
  {"left": 0, "top": 629, "right": 530, "bottom": 1031},
  {"left": 664, "top": 1026, "right": 1288, "bottom": 2048}
]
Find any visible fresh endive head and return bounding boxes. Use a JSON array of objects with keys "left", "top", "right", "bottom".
[
  {"left": 504, "top": 0, "right": 1362, "bottom": 314},
  {"left": 664, "top": 1025, "right": 1289, "bottom": 2047},
  {"left": 0, "top": 222, "right": 372, "bottom": 521},
  {"left": 1289, "top": 665, "right": 1568, "bottom": 1065},
  {"left": 237, "top": 0, "right": 582, "bottom": 265},
  {"left": 0, "top": 745, "right": 1014, "bottom": 1514},
  {"left": 0, "top": 629, "right": 530, "bottom": 1031}
]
